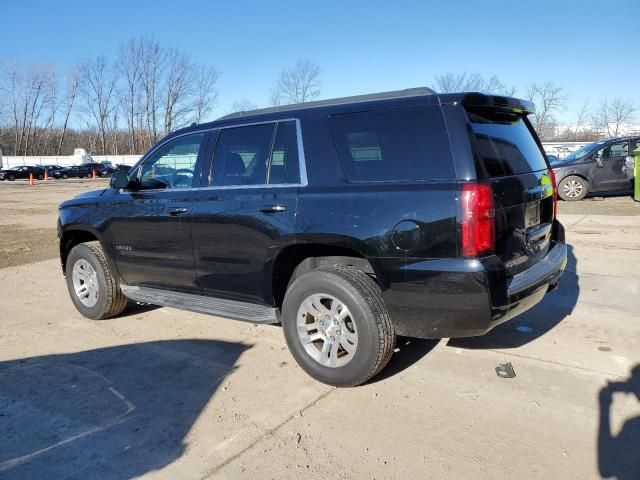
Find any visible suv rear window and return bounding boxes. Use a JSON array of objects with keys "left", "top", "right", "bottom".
[
  {"left": 467, "top": 109, "right": 547, "bottom": 177},
  {"left": 330, "top": 106, "right": 454, "bottom": 182}
]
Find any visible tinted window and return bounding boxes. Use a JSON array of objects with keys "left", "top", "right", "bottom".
[
  {"left": 468, "top": 109, "right": 547, "bottom": 177},
  {"left": 330, "top": 107, "right": 454, "bottom": 182},
  {"left": 211, "top": 124, "right": 275, "bottom": 186},
  {"left": 269, "top": 121, "right": 300, "bottom": 184},
  {"left": 139, "top": 133, "right": 204, "bottom": 189}
]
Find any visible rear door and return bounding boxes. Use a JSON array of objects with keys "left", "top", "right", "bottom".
[
  {"left": 466, "top": 106, "right": 554, "bottom": 276},
  {"left": 592, "top": 140, "right": 631, "bottom": 191},
  {"left": 191, "top": 120, "right": 303, "bottom": 305}
]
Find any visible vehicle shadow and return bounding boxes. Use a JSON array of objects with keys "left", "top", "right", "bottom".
[
  {"left": 367, "top": 337, "right": 439, "bottom": 384},
  {"left": 0, "top": 339, "right": 251, "bottom": 479},
  {"left": 448, "top": 244, "right": 579, "bottom": 350},
  {"left": 598, "top": 364, "right": 640, "bottom": 480}
]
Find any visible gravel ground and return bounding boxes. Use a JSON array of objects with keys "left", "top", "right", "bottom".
[{"left": 0, "top": 180, "right": 638, "bottom": 479}]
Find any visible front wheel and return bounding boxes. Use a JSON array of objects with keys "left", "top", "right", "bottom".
[
  {"left": 282, "top": 265, "right": 396, "bottom": 387},
  {"left": 558, "top": 175, "right": 589, "bottom": 201},
  {"left": 65, "top": 241, "right": 127, "bottom": 320}
]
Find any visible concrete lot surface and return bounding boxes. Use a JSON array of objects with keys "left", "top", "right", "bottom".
[{"left": 0, "top": 180, "right": 639, "bottom": 479}]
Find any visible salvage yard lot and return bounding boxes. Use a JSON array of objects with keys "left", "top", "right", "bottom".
[{"left": 0, "top": 180, "right": 639, "bottom": 479}]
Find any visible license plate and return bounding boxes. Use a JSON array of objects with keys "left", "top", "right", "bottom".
[{"left": 525, "top": 201, "right": 541, "bottom": 228}]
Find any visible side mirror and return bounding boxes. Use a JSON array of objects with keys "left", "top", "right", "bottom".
[{"left": 110, "top": 171, "right": 134, "bottom": 189}]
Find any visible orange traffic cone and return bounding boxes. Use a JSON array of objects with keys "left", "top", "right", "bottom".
[
  {"left": 92, "top": 169, "right": 97, "bottom": 179},
  {"left": 29, "top": 173, "right": 35, "bottom": 186},
  {"left": 44, "top": 169, "right": 49, "bottom": 182}
]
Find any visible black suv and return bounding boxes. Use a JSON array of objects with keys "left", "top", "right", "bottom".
[
  {"left": 58, "top": 88, "right": 567, "bottom": 386},
  {"left": 550, "top": 137, "right": 639, "bottom": 201}
]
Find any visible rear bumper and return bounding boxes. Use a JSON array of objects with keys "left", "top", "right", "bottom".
[{"left": 380, "top": 241, "right": 568, "bottom": 339}]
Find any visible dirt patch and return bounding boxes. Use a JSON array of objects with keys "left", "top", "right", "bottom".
[{"left": 0, "top": 225, "right": 59, "bottom": 269}]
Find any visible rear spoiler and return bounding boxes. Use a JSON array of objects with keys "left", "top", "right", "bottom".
[{"left": 460, "top": 92, "right": 535, "bottom": 115}]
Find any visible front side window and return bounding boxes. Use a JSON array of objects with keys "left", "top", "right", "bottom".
[
  {"left": 598, "top": 141, "right": 629, "bottom": 160},
  {"left": 330, "top": 106, "right": 455, "bottom": 182},
  {"left": 139, "top": 133, "right": 204, "bottom": 189}
]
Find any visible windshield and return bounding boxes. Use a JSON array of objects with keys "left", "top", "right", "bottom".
[{"left": 559, "top": 141, "right": 605, "bottom": 162}]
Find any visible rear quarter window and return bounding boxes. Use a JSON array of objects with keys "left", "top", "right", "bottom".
[
  {"left": 467, "top": 109, "right": 548, "bottom": 177},
  {"left": 330, "top": 106, "right": 455, "bottom": 182}
]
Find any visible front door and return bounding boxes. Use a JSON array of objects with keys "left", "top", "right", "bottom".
[
  {"left": 108, "top": 131, "right": 209, "bottom": 291},
  {"left": 592, "top": 140, "right": 631, "bottom": 191},
  {"left": 192, "top": 120, "right": 304, "bottom": 305}
]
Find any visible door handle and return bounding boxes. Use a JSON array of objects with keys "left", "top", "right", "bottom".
[
  {"left": 168, "top": 207, "right": 189, "bottom": 216},
  {"left": 259, "top": 205, "right": 287, "bottom": 213}
]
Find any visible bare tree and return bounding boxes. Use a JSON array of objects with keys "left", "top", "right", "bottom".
[
  {"left": 592, "top": 98, "right": 636, "bottom": 137},
  {"left": 525, "top": 82, "right": 566, "bottom": 140},
  {"left": 139, "top": 38, "right": 166, "bottom": 147},
  {"left": 117, "top": 38, "right": 143, "bottom": 154},
  {"left": 191, "top": 66, "right": 219, "bottom": 123},
  {"left": 270, "top": 60, "right": 321, "bottom": 106},
  {"left": 163, "top": 48, "right": 194, "bottom": 133},
  {"left": 572, "top": 99, "right": 591, "bottom": 140},
  {"left": 432, "top": 72, "right": 516, "bottom": 96},
  {"left": 56, "top": 66, "right": 80, "bottom": 155},
  {"left": 79, "top": 56, "right": 117, "bottom": 154},
  {"left": 229, "top": 99, "right": 258, "bottom": 114}
]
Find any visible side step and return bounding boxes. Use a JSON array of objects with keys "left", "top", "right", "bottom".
[{"left": 120, "top": 285, "right": 279, "bottom": 324}]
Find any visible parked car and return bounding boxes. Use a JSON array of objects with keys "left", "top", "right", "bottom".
[
  {"left": 43, "top": 165, "right": 66, "bottom": 176},
  {"left": 58, "top": 88, "right": 567, "bottom": 386},
  {"left": 85, "top": 163, "right": 115, "bottom": 177},
  {"left": 551, "top": 136, "right": 639, "bottom": 200},
  {"left": 114, "top": 164, "right": 133, "bottom": 173},
  {"left": 52, "top": 165, "right": 93, "bottom": 179},
  {"left": 0, "top": 165, "right": 45, "bottom": 181}
]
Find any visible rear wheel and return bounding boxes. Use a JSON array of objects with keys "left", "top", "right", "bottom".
[
  {"left": 8, "top": 174, "right": 15, "bottom": 181},
  {"left": 281, "top": 265, "right": 395, "bottom": 387},
  {"left": 62, "top": 173, "right": 69, "bottom": 179},
  {"left": 65, "top": 241, "right": 127, "bottom": 320},
  {"left": 558, "top": 175, "right": 588, "bottom": 201}
]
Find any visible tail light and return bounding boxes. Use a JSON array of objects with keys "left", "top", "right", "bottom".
[
  {"left": 460, "top": 183, "right": 495, "bottom": 257},
  {"left": 548, "top": 168, "right": 558, "bottom": 220}
]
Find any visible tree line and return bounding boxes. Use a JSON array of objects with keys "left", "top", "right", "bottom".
[{"left": 0, "top": 48, "right": 637, "bottom": 158}]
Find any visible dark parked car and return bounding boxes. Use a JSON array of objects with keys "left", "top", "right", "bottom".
[
  {"left": 52, "top": 165, "right": 93, "bottom": 179},
  {"left": 58, "top": 88, "right": 567, "bottom": 386},
  {"left": 86, "top": 162, "right": 115, "bottom": 177},
  {"left": 43, "top": 165, "right": 66, "bottom": 176},
  {"left": 114, "top": 164, "right": 133, "bottom": 173},
  {"left": 551, "top": 136, "right": 639, "bottom": 200},
  {"left": 0, "top": 165, "right": 45, "bottom": 181}
]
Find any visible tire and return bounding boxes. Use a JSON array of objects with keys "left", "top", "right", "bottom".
[
  {"left": 37, "top": 174, "right": 44, "bottom": 180},
  {"left": 281, "top": 265, "right": 396, "bottom": 387},
  {"left": 8, "top": 175, "right": 15, "bottom": 181},
  {"left": 65, "top": 241, "right": 127, "bottom": 320},
  {"left": 62, "top": 173, "right": 69, "bottom": 179},
  {"left": 558, "top": 175, "right": 588, "bottom": 201}
]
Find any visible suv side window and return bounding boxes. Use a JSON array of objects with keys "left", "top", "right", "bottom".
[
  {"left": 139, "top": 133, "right": 204, "bottom": 189},
  {"left": 330, "top": 106, "right": 455, "bottom": 182},
  {"left": 211, "top": 124, "right": 275, "bottom": 186},
  {"left": 268, "top": 121, "right": 300, "bottom": 185},
  {"left": 598, "top": 141, "right": 628, "bottom": 160}
]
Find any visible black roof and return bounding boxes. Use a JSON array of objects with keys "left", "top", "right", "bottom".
[
  {"left": 170, "top": 87, "right": 536, "bottom": 137},
  {"left": 217, "top": 87, "right": 436, "bottom": 121}
]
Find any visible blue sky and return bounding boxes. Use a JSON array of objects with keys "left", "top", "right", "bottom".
[{"left": 2, "top": 0, "right": 639, "bottom": 122}]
